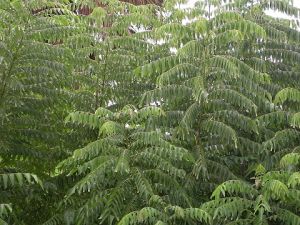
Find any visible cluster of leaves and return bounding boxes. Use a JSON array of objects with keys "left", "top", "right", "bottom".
[{"left": 1, "top": 0, "right": 300, "bottom": 224}]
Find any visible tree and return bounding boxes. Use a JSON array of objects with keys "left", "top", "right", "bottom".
[
  {"left": 1, "top": 0, "right": 300, "bottom": 224},
  {"left": 52, "top": 0, "right": 300, "bottom": 224},
  {"left": 1, "top": 0, "right": 164, "bottom": 223}
]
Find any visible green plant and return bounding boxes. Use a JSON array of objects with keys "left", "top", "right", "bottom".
[{"left": 1, "top": 0, "right": 300, "bottom": 224}]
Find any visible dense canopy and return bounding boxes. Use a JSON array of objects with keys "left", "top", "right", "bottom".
[{"left": 1, "top": 0, "right": 300, "bottom": 224}]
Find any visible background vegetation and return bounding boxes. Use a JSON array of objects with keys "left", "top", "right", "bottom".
[{"left": 1, "top": 0, "right": 300, "bottom": 224}]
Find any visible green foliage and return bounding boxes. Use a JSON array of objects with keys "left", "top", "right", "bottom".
[{"left": 1, "top": 0, "right": 300, "bottom": 224}]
